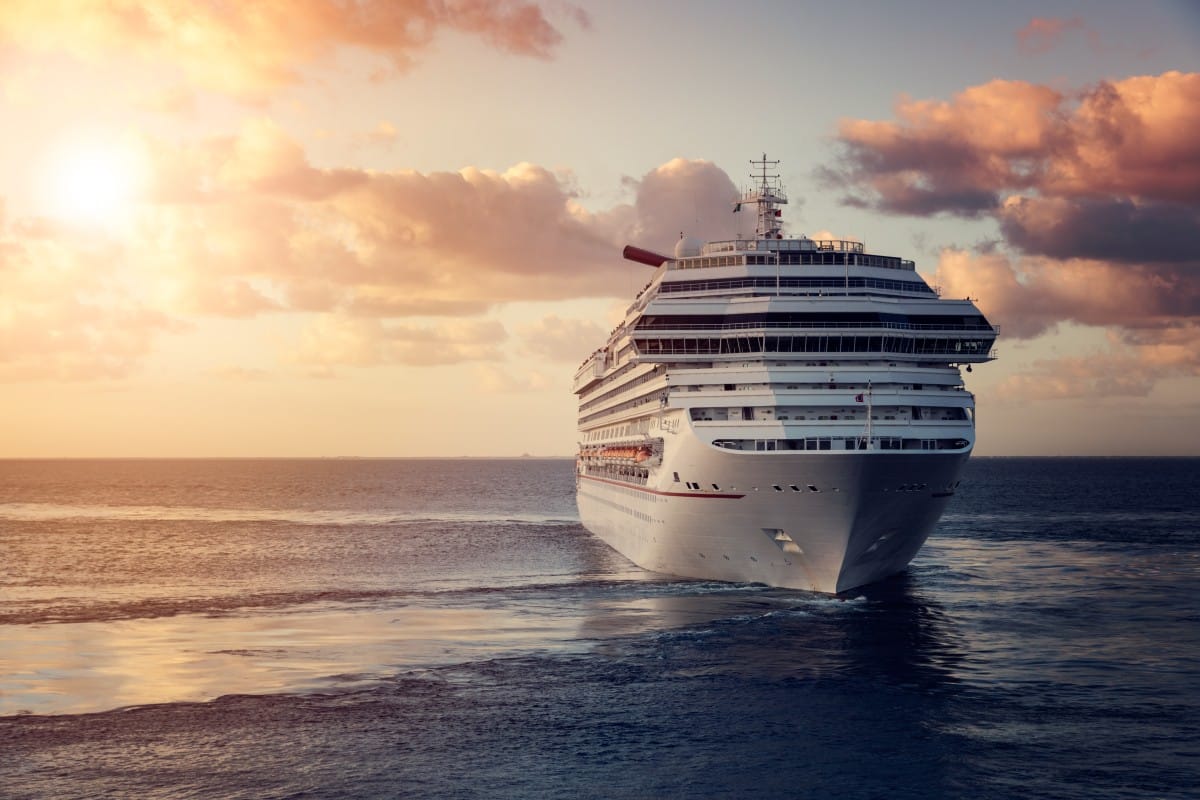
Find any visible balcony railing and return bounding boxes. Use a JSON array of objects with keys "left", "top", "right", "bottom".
[{"left": 635, "top": 321, "right": 1001, "bottom": 333}]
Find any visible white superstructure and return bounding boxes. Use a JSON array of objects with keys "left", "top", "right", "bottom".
[{"left": 574, "top": 155, "right": 997, "bottom": 593}]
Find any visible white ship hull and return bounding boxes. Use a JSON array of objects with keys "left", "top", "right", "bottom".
[
  {"left": 577, "top": 423, "right": 968, "bottom": 594},
  {"left": 573, "top": 154, "right": 994, "bottom": 594}
]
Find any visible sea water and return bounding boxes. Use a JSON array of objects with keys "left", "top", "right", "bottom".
[{"left": 1, "top": 458, "right": 1197, "bottom": 799}]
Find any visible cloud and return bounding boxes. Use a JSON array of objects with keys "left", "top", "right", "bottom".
[
  {"left": 0, "top": 1, "right": 586, "bottom": 97},
  {"left": 927, "top": 249, "right": 1200, "bottom": 340},
  {"left": 475, "top": 363, "right": 551, "bottom": 393},
  {"left": 0, "top": 227, "right": 181, "bottom": 380},
  {"left": 362, "top": 121, "right": 399, "bottom": 147},
  {"left": 996, "top": 195, "right": 1200, "bottom": 264},
  {"left": 6, "top": 116, "right": 742, "bottom": 378},
  {"left": 820, "top": 79, "right": 1064, "bottom": 215},
  {"left": 295, "top": 315, "right": 507, "bottom": 366},
  {"left": 133, "top": 84, "right": 196, "bottom": 115},
  {"left": 1016, "top": 17, "right": 1090, "bottom": 55},
  {"left": 517, "top": 314, "right": 607, "bottom": 363},
  {"left": 211, "top": 366, "right": 271, "bottom": 381},
  {"left": 627, "top": 158, "right": 741, "bottom": 245},
  {"left": 997, "top": 324, "right": 1200, "bottom": 401},
  {"left": 823, "top": 71, "right": 1200, "bottom": 215},
  {"left": 127, "top": 124, "right": 737, "bottom": 316},
  {"left": 828, "top": 71, "right": 1200, "bottom": 398},
  {"left": 176, "top": 277, "right": 284, "bottom": 318}
]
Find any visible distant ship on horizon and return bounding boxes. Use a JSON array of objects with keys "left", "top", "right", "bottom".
[{"left": 573, "top": 155, "right": 997, "bottom": 593}]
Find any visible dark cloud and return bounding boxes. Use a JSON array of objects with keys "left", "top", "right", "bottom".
[{"left": 998, "top": 196, "right": 1200, "bottom": 263}]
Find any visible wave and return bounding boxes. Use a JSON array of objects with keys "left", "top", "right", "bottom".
[
  {"left": 0, "top": 502, "right": 578, "bottom": 527},
  {"left": 941, "top": 509, "right": 1199, "bottom": 525},
  {"left": 0, "top": 588, "right": 411, "bottom": 626},
  {"left": 0, "top": 574, "right": 793, "bottom": 627}
]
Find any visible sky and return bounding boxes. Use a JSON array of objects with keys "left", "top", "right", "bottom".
[{"left": 1, "top": 0, "right": 1198, "bottom": 457}]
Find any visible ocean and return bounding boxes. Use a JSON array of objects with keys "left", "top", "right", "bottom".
[{"left": 1, "top": 457, "right": 1197, "bottom": 799}]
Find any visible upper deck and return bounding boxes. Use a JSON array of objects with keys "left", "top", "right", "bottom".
[{"left": 668, "top": 237, "right": 915, "bottom": 273}]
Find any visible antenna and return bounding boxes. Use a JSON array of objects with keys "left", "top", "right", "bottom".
[
  {"left": 750, "top": 153, "right": 780, "bottom": 191},
  {"left": 737, "top": 153, "right": 788, "bottom": 240}
]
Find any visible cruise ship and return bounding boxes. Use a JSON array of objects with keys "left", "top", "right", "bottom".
[{"left": 573, "top": 156, "right": 997, "bottom": 593}]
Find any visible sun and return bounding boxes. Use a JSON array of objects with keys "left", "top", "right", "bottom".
[{"left": 44, "top": 136, "right": 146, "bottom": 227}]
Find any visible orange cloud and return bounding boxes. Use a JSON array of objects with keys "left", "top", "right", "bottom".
[
  {"left": 828, "top": 71, "right": 1200, "bottom": 398},
  {"left": 361, "top": 121, "right": 400, "bottom": 148},
  {"left": 822, "top": 79, "right": 1063, "bottom": 215},
  {"left": 475, "top": 363, "right": 551, "bottom": 393},
  {"left": 7, "top": 117, "right": 741, "bottom": 379},
  {"left": 129, "top": 124, "right": 734, "bottom": 316},
  {"left": 133, "top": 84, "right": 196, "bottom": 115},
  {"left": 294, "top": 315, "right": 506, "bottom": 367},
  {"left": 997, "top": 324, "right": 1200, "bottom": 400},
  {"left": 1016, "top": 17, "right": 1090, "bottom": 55},
  {"left": 0, "top": 1, "right": 584, "bottom": 97},
  {"left": 928, "top": 249, "right": 1200, "bottom": 340},
  {"left": 0, "top": 224, "right": 180, "bottom": 380},
  {"left": 626, "top": 157, "right": 741, "bottom": 245},
  {"left": 824, "top": 71, "right": 1200, "bottom": 214},
  {"left": 517, "top": 314, "right": 607, "bottom": 363}
]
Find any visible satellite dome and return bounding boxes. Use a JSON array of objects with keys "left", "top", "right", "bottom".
[{"left": 674, "top": 235, "right": 703, "bottom": 258}]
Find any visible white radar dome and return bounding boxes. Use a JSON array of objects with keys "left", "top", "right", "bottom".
[{"left": 674, "top": 236, "right": 703, "bottom": 258}]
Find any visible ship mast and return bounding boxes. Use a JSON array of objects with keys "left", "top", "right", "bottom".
[{"left": 737, "top": 153, "right": 788, "bottom": 241}]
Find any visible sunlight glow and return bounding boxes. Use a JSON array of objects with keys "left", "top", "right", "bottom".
[{"left": 43, "top": 136, "right": 145, "bottom": 227}]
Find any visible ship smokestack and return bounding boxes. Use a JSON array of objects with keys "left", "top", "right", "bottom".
[{"left": 622, "top": 245, "right": 670, "bottom": 267}]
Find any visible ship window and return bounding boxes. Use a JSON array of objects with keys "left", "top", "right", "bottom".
[
  {"left": 789, "top": 485, "right": 800, "bottom": 492},
  {"left": 772, "top": 485, "right": 783, "bottom": 492},
  {"left": 808, "top": 485, "right": 819, "bottom": 492},
  {"left": 673, "top": 472, "right": 680, "bottom": 482},
  {"left": 712, "top": 484, "right": 720, "bottom": 491}
]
